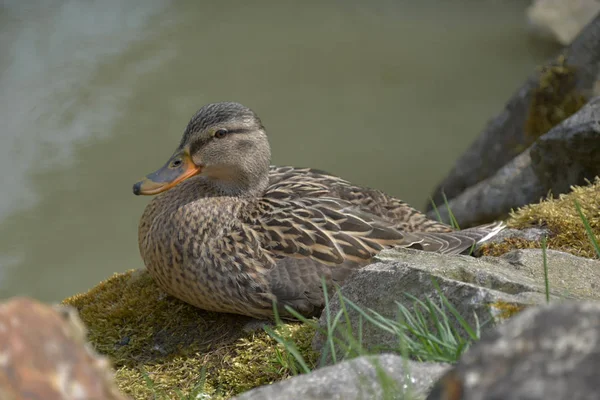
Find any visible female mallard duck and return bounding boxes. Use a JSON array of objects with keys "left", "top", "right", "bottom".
[{"left": 133, "top": 102, "right": 503, "bottom": 319}]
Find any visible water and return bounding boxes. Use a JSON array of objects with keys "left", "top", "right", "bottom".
[{"left": 0, "top": 0, "right": 557, "bottom": 302}]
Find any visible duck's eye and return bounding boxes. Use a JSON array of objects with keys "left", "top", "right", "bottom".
[{"left": 214, "top": 129, "right": 228, "bottom": 139}]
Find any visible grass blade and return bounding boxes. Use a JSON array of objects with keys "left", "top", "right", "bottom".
[
  {"left": 441, "top": 191, "right": 460, "bottom": 230},
  {"left": 575, "top": 200, "right": 600, "bottom": 257},
  {"left": 430, "top": 198, "right": 443, "bottom": 223},
  {"left": 263, "top": 325, "right": 311, "bottom": 374},
  {"left": 542, "top": 234, "right": 550, "bottom": 303}
]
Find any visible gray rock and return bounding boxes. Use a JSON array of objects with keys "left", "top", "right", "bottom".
[
  {"left": 233, "top": 354, "right": 449, "bottom": 400},
  {"left": 313, "top": 248, "right": 600, "bottom": 359},
  {"left": 313, "top": 250, "right": 541, "bottom": 359},
  {"left": 427, "top": 302, "right": 600, "bottom": 400},
  {"left": 429, "top": 97, "right": 600, "bottom": 227},
  {"left": 427, "top": 149, "right": 545, "bottom": 227},
  {"left": 427, "top": 13, "right": 600, "bottom": 218},
  {"left": 531, "top": 96, "right": 600, "bottom": 194}
]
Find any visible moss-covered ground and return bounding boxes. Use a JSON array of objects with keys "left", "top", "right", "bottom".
[{"left": 63, "top": 270, "right": 318, "bottom": 399}]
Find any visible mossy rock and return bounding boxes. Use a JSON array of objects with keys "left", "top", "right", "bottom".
[
  {"left": 524, "top": 54, "right": 588, "bottom": 147},
  {"left": 62, "top": 270, "right": 318, "bottom": 399},
  {"left": 481, "top": 177, "right": 600, "bottom": 258}
]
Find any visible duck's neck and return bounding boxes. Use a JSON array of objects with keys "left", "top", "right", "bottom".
[
  {"left": 206, "top": 177, "right": 268, "bottom": 198},
  {"left": 195, "top": 165, "right": 270, "bottom": 198}
]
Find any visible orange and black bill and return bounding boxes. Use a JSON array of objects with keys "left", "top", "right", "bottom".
[{"left": 133, "top": 150, "right": 202, "bottom": 196}]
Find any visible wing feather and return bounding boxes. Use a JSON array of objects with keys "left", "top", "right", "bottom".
[{"left": 252, "top": 166, "right": 504, "bottom": 266}]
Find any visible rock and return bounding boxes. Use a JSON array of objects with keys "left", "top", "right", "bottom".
[
  {"left": 427, "top": 13, "right": 600, "bottom": 219},
  {"left": 427, "top": 149, "right": 545, "bottom": 227},
  {"left": 427, "top": 302, "right": 600, "bottom": 400},
  {"left": 233, "top": 354, "right": 449, "bottom": 400},
  {"left": 429, "top": 96, "right": 600, "bottom": 227},
  {"left": 314, "top": 248, "right": 600, "bottom": 359},
  {"left": 498, "top": 249, "right": 600, "bottom": 299},
  {"left": 0, "top": 297, "right": 128, "bottom": 400},
  {"left": 530, "top": 96, "right": 600, "bottom": 194},
  {"left": 527, "top": 0, "right": 600, "bottom": 45}
]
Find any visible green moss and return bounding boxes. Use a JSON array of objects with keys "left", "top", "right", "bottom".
[
  {"left": 479, "top": 178, "right": 600, "bottom": 258},
  {"left": 524, "top": 55, "right": 587, "bottom": 144},
  {"left": 479, "top": 237, "right": 543, "bottom": 257},
  {"left": 214, "top": 323, "right": 317, "bottom": 395},
  {"left": 62, "top": 270, "right": 317, "bottom": 399}
]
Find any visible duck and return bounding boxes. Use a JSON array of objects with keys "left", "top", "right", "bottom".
[{"left": 133, "top": 102, "right": 503, "bottom": 319}]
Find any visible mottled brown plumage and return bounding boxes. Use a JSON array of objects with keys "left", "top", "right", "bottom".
[{"left": 134, "top": 102, "right": 503, "bottom": 319}]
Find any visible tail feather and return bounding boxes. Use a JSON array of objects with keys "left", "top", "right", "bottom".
[{"left": 405, "top": 221, "right": 505, "bottom": 255}]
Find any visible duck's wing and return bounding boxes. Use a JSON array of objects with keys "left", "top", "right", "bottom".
[
  {"left": 406, "top": 221, "right": 506, "bottom": 254},
  {"left": 267, "top": 165, "right": 453, "bottom": 233},
  {"left": 250, "top": 194, "right": 421, "bottom": 266},
  {"left": 251, "top": 183, "right": 505, "bottom": 266}
]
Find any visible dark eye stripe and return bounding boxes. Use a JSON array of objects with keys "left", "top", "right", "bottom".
[
  {"left": 222, "top": 128, "right": 249, "bottom": 135},
  {"left": 188, "top": 128, "right": 251, "bottom": 153}
]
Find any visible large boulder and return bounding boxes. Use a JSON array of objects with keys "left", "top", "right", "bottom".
[
  {"left": 0, "top": 297, "right": 128, "bottom": 400},
  {"left": 427, "top": 13, "right": 600, "bottom": 224},
  {"left": 429, "top": 96, "right": 600, "bottom": 227},
  {"left": 313, "top": 247, "right": 600, "bottom": 359},
  {"left": 427, "top": 302, "right": 600, "bottom": 400}
]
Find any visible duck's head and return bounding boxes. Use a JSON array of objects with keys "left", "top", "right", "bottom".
[{"left": 133, "top": 102, "right": 271, "bottom": 197}]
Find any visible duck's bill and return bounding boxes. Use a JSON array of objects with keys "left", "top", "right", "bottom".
[{"left": 133, "top": 153, "right": 202, "bottom": 196}]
